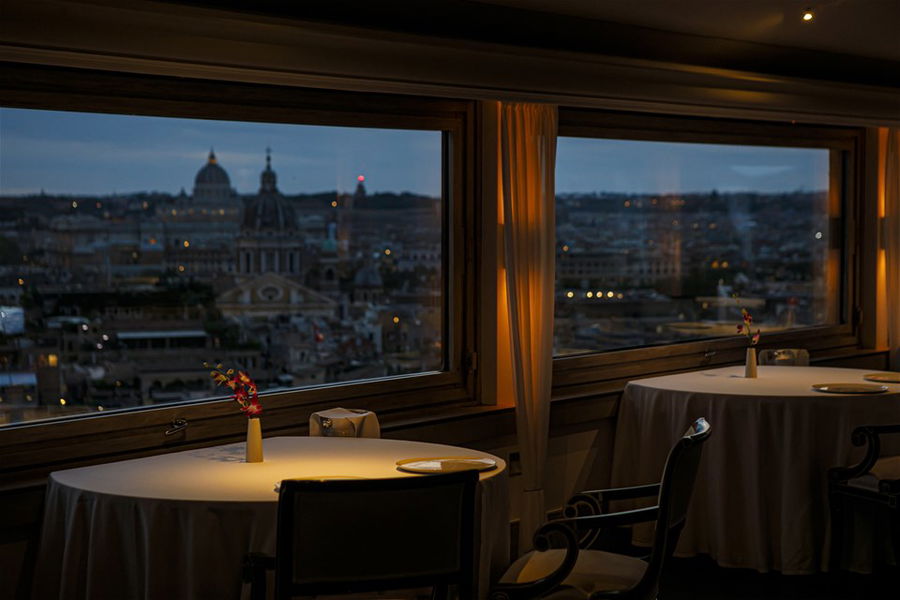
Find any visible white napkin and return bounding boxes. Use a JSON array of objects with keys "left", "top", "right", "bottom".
[{"left": 309, "top": 407, "right": 380, "bottom": 438}]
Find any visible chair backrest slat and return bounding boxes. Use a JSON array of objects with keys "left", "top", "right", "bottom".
[{"left": 638, "top": 417, "right": 711, "bottom": 600}]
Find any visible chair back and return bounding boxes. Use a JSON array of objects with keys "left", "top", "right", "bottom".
[
  {"left": 758, "top": 348, "right": 809, "bottom": 366},
  {"left": 274, "top": 471, "right": 478, "bottom": 598},
  {"left": 638, "top": 417, "right": 712, "bottom": 599}
]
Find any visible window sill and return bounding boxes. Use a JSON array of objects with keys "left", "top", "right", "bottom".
[{"left": 1, "top": 346, "right": 887, "bottom": 492}]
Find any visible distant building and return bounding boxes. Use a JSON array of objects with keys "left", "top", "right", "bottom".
[
  {"left": 159, "top": 149, "right": 241, "bottom": 278},
  {"left": 218, "top": 272, "right": 337, "bottom": 319},
  {"left": 236, "top": 150, "right": 306, "bottom": 278}
]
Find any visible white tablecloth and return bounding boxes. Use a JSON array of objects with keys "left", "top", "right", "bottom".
[
  {"left": 610, "top": 366, "right": 900, "bottom": 574},
  {"left": 33, "top": 436, "right": 508, "bottom": 600}
]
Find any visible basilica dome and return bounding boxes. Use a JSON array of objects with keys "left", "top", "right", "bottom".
[
  {"left": 194, "top": 150, "right": 231, "bottom": 187},
  {"left": 193, "top": 149, "right": 233, "bottom": 204}
]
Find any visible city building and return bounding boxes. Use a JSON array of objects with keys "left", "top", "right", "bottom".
[{"left": 1, "top": 2, "right": 898, "bottom": 599}]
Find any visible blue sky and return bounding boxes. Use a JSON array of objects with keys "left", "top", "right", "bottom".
[
  {"left": 0, "top": 108, "right": 442, "bottom": 196},
  {"left": 556, "top": 137, "right": 828, "bottom": 194},
  {"left": 0, "top": 107, "right": 828, "bottom": 197}
]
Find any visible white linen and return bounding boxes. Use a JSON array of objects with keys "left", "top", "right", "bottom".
[
  {"left": 308, "top": 407, "right": 380, "bottom": 438},
  {"left": 610, "top": 366, "right": 900, "bottom": 574},
  {"left": 498, "top": 101, "right": 557, "bottom": 556},
  {"left": 33, "top": 436, "right": 508, "bottom": 600}
]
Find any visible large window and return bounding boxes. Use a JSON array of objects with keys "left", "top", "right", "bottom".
[
  {"left": 0, "top": 69, "right": 471, "bottom": 427},
  {"left": 554, "top": 111, "right": 856, "bottom": 362}
]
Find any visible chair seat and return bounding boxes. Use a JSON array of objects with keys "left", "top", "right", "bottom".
[
  {"left": 499, "top": 548, "right": 648, "bottom": 597},
  {"left": 846, "top": 456, "right": 900, "bottom": 492}
]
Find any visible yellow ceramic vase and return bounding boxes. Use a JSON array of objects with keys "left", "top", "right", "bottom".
[{"left": 246, "top": 417, "right": 263, "bottom": 463}]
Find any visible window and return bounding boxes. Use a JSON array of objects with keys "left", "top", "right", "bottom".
[
  {"left": 553, "top": 110, "right": 860, "bottom": 386},
  {"left": 0, "top": 66, "right": 473, "bottom": 427}
]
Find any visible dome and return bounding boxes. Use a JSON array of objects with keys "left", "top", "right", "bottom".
[
  {"left": 194, "top": 150, "right": 231, "bottom": 187},
  {"left": 192, "top": 149, "right": 234, "bottom": 205},
  {"left": 243, "top": 195, "right": 297, "bottom": 231},
  {"left": 241, "top": 151, "right": 296, "bottom": 231},
  {"left": 353, "top": 264, "right": 383, "bottom": 288}
]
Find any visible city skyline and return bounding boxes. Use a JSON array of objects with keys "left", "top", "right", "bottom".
[
  {"left": 1, "top": 107, "right": 829, "bottom": 197},
  {"left": 0, "top": 108, "right": 442, "bottom": 197}
]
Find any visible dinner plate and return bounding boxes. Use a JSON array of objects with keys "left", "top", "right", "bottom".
[
  {"left": 863, "top": 372, "right": 900, "bottom": 384},
  {"left": 396, "top": 456, "right": 497, "bottom": 474},
  {"left": 811, "top": 383, "right": 889, "bottom": 394}
]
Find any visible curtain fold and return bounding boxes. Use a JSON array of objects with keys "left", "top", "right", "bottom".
[
  {"left": 498, "top": 102, "right": 558, "bottom": 555},
  {"left": 885, "top": 129, "right": 900, "bottom": 370}
]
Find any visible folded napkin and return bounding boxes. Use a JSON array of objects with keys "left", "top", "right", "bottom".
[{"left": 309, "top": 407, "right": 380, "bottom": 438}]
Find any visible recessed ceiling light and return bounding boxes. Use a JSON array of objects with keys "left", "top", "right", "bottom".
[{"left": 802, "top": 9, "right": 815, "bottom": 22}]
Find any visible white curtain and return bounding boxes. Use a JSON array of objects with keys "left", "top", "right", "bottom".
[
  {"left": 885, "top": 129, "right": 900, "bottom": 370},
  {"left": 499, "top": 102, "right": 558, "bottom": 555}
]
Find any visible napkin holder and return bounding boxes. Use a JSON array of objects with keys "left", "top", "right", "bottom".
[{"left": 309, "top": 407, "right": 380, "bottom": 438}]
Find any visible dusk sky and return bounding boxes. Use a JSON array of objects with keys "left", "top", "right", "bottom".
[{"left": 1, "top": 107, "right": 828, "bottom": 197}]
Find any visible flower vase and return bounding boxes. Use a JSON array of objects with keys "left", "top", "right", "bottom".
[
  {"left": 246, "top": 417, "right": 263, "bottom": 463},
  {"left": 745, "top": 347, "right": 758, "bottom": 379}
]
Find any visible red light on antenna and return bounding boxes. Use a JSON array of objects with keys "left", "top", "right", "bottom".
[{"left": 357, "top": 175, "right": 365, "bottom": 182}]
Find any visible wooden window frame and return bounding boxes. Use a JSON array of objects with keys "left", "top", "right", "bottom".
[
  {"left": 0, "top": 64, "right": 478, "bottom": 484},
  {"left": 553, "top": 108, "right": 866, "bottom": 399}
]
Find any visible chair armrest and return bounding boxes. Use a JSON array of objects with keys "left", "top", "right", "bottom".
[
  {"left": 830, "top": 424, "right": 900, "bottom": 481},
  {"left": 490, "top": 522, "right": 579, "bottom": 600},
  {"left": 574, "top": 483, "right": 661, "bottom": 503},
  {"left": 565, "top": 483, "right": 660, "bottom": 516},
  {"left": 564, "top": 485, "right": 660, "bottom": 549},
  {"left": 558, "top": 506, "right": 659, "bottom": 533}
]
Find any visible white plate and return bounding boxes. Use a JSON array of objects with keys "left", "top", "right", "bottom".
[
  {"left": 811, "top": 383, "right": 889, "bottom": 394},
  {"left": 863, "top": 373, "right": 900, "bottom": 384},
  {"left": 396, "top": 456, "right": 497, "bottom": 474}
]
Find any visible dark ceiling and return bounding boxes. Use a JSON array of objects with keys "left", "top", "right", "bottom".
[{"left": 176, "top": 0, "right": 900, "bottom": 88}]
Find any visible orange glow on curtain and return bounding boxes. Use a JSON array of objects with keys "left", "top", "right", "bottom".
[
  {"left": 876, "top": 129, "right": 888, "bottom": 349},
  {"left": 498, "top": 102, "right": 557, "bottom": 555},
  {"left": 496, "top": 266, "right": 515, "bottom": 408},
  {"left": 883, "top": 128, "right": 900, "bottom": 369}
]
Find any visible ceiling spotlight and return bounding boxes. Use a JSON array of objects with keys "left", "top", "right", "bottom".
[{"left": 801, "top": 9, "right": 814, "bottom": 22}]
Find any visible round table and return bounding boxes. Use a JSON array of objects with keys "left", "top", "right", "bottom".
[
  {"left": 610, "top": 366, "right": 900, "bottom": 574},
  {"left": 33, "top": 436, "right": 508, "bottom": 600}
]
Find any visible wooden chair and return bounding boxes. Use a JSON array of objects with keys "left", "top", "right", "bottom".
[
  {"left": 757, "top": 348, "right": 809, "bottom": 366},
  {"left": 828, "top": 424, "right": 900, "bottom": 571},
  {"left": 491, "top": 417, "right": 711, "bottom": 600},
  {"left": 244, "top": 470, "right": 478, "bottom": 600}
]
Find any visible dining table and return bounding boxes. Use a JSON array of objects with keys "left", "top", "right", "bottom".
[
  {"left": 32, "top": 436, "right": 508, "bottom": 600},
  {"left": 609, "top": 365, "right": 900, "bottom": 574}
]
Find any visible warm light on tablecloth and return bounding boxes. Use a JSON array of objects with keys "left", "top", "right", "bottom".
[
  {"left": 34, "top": 436, "right": 508, "bottom": 600},
  {"left": 611, "top": 366, "right": 900, "bottom": 575}
]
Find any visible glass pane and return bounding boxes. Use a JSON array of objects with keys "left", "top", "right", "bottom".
[
  {"left": 0, "top": 107, "right": 444, "bottom": 425},
  {"left": 555, "top": 137, "right": 835, "bottom": 356}
]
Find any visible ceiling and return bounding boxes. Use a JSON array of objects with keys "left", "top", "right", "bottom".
[
  {"left": 475, "top": 0, "right": 900, "bottom": 62},
  {"left": 174, "top": 0, "right": 900, "bottom": 87}
]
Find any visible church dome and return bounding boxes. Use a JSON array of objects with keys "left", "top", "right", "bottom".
[
  {"left": 194, "top": 150, "right": 231, "bottom": 187},
  {"left": 241, "top": 150, "right": 296, "bottom": 231},
  {"left": 192, "top": 149, "right": 234, "bottom": 205},
  {"left": 243, "top": 196, "right": 297, "bottom": 231},
  {"left": 353, "top": 264, "right": 383, "bottom": 288}
]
